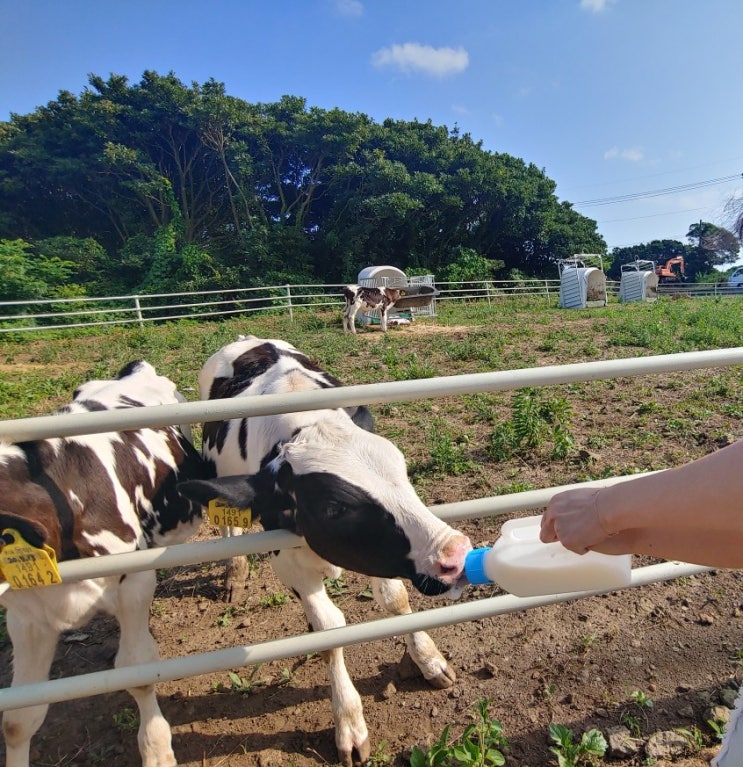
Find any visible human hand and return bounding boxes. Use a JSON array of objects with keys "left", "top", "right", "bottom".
[{"left": 540, "top": 488, "right": 613, "bottom": 554}]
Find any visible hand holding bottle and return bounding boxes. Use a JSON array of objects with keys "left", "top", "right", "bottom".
[{"left": 540, "top": 487, "right": 614, "bottom": 555}]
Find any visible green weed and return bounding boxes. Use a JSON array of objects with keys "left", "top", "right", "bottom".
[
  {"left": 410, "top": 424, "right": 478, "bottom": 478},
  {"left": 215, "top": 606, "right": 237, "bottom": 627},
  {"left": 218, "top": 665, "right": 266, "bottom": 694},
  {"left": 677, "top": 725, "right": 705, "bottom": 750},
  {"left": 548, "top": 723, "right": 607, "bottom": 767},
  {"left": 620, "top": 689, "right": 654, "bottom": 736},
  {"left": 324, "top": 576, "right": 349, "bottom": 596},
  {"left": 113, "top": 706, "right": 139, "bottom": 733},
  {"left": 707, "top": 715, "right": 727, "bottom": 742},
  {"left": 409, "top": 698, "right": 508, "bottom": 767},
  {"left": 488, "top": 388, "right": 574, "bottom": 461},
  {"left": 259, "top": 592, "right": 291, "bottom": 608},
  {"left": 576, "top": 633, "right": 599, "bottom": 653}
]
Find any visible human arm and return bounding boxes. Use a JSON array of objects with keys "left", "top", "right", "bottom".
[{"left": 540, "top": 440, "right": 743, "bottom": 568}]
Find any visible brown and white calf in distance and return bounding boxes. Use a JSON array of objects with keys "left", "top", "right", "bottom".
[
  {"left": 342, "top": 284, "right": 402, "bottom": 333},
  {"left": 178, "top": 335, "right": 472, "bottom": 767},
  {"left": 0, "top": 361, "right": 208, "bottom": 767}
]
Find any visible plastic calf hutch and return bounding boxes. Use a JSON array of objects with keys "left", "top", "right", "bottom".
[
  {"left": 558, "top": 255, "right": 608, "bottom": 309},
  {"left": 620, "top": 260, "right": 659, "bottom": 303},
  {"left": 356, "top": 266, "right": 438, "bottom": 327}
]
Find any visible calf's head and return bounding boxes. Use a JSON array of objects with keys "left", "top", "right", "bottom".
[{"left": 180, "top": 420, "right": 471, "bottom": 596}]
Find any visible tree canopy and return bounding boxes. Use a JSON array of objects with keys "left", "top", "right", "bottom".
[{"left": 1, "top": 70, "right": 607, "bottom": 298}]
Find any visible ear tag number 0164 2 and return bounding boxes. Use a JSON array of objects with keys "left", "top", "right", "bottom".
[
  {"left": 0, "top": 529, "right": 62, "bottom": 589},
  {"left": 207, "top": 499, "right": 252, "bottom": 528}
]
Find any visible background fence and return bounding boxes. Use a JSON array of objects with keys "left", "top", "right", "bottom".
[
  {"left": 0, "top": 347, "right": 741, "bottom": 713},
  {"left": 1, "top": 277, "right": 741, "bottom": 334}
]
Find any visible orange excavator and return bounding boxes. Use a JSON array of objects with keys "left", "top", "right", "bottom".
[{"left": 655, "top": 256, "right": 686, "bottom": 284}]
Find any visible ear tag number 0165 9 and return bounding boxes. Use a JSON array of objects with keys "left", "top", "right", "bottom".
[
  {"left": 0, "top": 529, "right": 62, "bottom": 589},
  {"left": 207, "top": 499, "right": 252, "bottom": 528}
]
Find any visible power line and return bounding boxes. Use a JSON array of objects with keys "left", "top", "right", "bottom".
[
  {"left": 574, "top": 174, "right": 742, "bottom": 207},
  {"left": 595, "top": 205, "right": 714, "bottom": 224},
  {"left": 559, "top": 155, "right": 743, "bottom": 194}
]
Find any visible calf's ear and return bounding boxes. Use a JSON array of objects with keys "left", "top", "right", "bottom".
[{"left": 178, "top": 475, "right": 265, "bottom": 507}]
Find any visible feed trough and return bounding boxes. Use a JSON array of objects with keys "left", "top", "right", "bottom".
[{"left": 393, "top": 284, "right": 440, "bottom": 309}]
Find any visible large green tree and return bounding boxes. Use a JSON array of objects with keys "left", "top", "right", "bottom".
[
  {"left": 0, "top": 71, "right": 606, "bottom": 294},
  {"left": 685, "top": 221, "right": 739, "bottom": 275}
]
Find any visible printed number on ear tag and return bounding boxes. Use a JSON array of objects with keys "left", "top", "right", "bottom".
[
  {"left": 207, "top": 499, "right": 252, "bottom": 528},
  {"left": 0, "top": 529, "right": 62, "bottom": 589}
]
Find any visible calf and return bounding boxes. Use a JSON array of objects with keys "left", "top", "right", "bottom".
[
  {"left": 0, "top": 361, "right": 207, "bottom": 767},
  {"left": 178, "top": 336, "right": 472, "bottom": 767},
  {"left": 342, "top": 284, "right": 402, "bottom": 333}
]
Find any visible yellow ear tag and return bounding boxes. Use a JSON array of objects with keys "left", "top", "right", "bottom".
[
  {"left": 207, "top": 499, "right": 253, "bottom": 529},
  {"left": 0, "top": 529, "right": 62, "bottom": 589}
]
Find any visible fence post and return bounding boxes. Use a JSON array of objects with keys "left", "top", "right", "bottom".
[
  {"left": 134, "top": 296, "right": 144, "bottom": 328},
  {"left": 285, "top": 285, "right": 294, "bottom": 322},
  {"left": 485, "top": 280, "right": 492, "bottom": 306}
]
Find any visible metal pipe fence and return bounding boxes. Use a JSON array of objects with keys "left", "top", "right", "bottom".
[
  {"left": 0, "top": 279, "right": 612, "bottom": 334},
  {"left": 0, "top": 347, "right": 741, "bottom": 713},
  {"left": 2, "top": 278, "right": 741, "bottom": 334}
]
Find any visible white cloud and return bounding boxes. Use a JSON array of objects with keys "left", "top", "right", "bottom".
[
  {"left": 580, "top": 0, "right": 617, "bottom": 12},
  {"left": 371, "top": 43, "right": 469, "bottom": 78},
  {"left": 604, "top": 146, "right": 644, "bottom": 162},
  {"left": 334, "top": 0, "right": 363, "bottom": 17}
]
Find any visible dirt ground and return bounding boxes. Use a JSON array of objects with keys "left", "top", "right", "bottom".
[{"left": 1, "top": 318, "right": 742, "bottom": 767}]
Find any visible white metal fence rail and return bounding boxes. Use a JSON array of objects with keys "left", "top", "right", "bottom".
[
  {"left": 0, "top": 279, "right": 604, "bottom": 334},
  {"left": 0, "top": 348, "right": 741, "bottom": 713},
  {"left": 1, "top": 279, "right": 741, "bottom": 334}
]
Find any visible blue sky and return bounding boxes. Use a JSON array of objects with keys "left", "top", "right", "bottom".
[{"left": 2, "top": 0, "right": 742, "bottom": 254}]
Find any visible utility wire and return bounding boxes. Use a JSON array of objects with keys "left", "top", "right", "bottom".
[
  {"left": 596, "top": 205, "right": 714, "bottom": 224},
  {"left": 574, "top": 173, "right": 742, "bottom": 207}
]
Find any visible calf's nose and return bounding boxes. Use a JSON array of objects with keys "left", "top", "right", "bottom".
[{"left": 435, "top": 534, "right": 472, "bottom": 581}]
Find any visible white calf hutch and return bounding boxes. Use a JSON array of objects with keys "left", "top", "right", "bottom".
[
  {"left": 619, "top": 259, "right": 659, "bottom": 303},
  {"left": 557, "top": 255, "right": 608, "bottom": 309},
  {"left": 356, "top": 265, "right": 438, "bottom": 328}
]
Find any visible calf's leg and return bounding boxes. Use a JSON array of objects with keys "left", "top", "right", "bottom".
[
  {"left": 218, "top": 525, "right": 250, "bottom": 603},
  {"left": 116, "top": 570, "right": 177, "bottom": 767},
  {"left": 379, "top": 307, "right": 388, "bottom": 332},
  {"left": 371, "top": 577, "right": 456, "bottom": 688},
  {"left": 343, "top": 303, "right": 359, "bottom": 334},
  {"left": 271, "top": 548, "right": 370, "bottom": 767},
  {"left": 3, "top": 613, "right": 58, "bottom": 767}
]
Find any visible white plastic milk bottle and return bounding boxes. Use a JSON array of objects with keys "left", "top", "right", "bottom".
[{"left": 464, "top": 514, "right": 632, "bottom": 597}]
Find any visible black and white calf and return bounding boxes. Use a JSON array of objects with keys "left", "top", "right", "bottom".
[
  {"left": 342, "top": 284, "right": 402, "bottom": 333},
  {"left": 0, "top": 361, "right": 207, "bottom": 767},
  {"left": 178, "top": 336, "right": 472, "bottom": 767}
]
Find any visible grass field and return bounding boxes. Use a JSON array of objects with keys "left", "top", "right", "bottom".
[{"left": 1, "top": 295, "right": 743, "bottom": 766}]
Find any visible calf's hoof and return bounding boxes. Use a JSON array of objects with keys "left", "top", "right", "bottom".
[{"left": 338, "top": 735, "right": 371, "bottom": 767}]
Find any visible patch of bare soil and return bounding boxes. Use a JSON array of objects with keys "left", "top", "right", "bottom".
[
  {"left": 1, "top": 323, "right": 742, "bottom": 767},
  {"left": 352, "top": 322, "right": 475, "bottom": 337}
]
